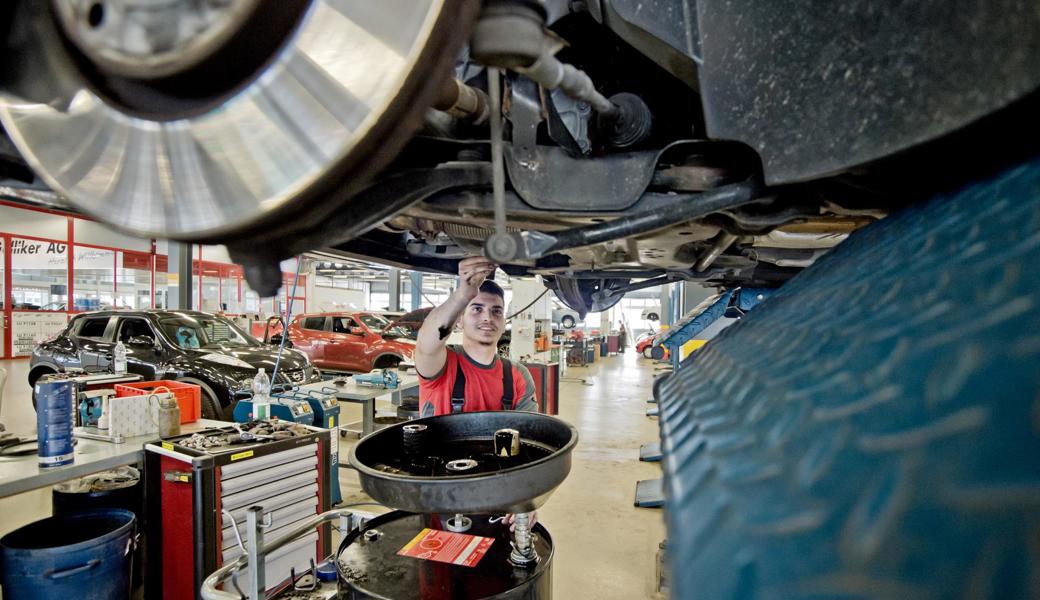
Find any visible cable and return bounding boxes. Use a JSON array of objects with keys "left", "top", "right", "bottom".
[
  {"left": 270, "top": 257, "right": 303, "bottom": 385},
  {"left": 505, "top": 288, "right": 550, "bottom": 321}
]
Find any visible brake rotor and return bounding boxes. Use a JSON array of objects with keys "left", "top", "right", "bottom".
[
  {"left": 0, "top": 0, "right": 477, "bottom": 241},
  {"left": 51, "top": 0, "right": 265, "bottom": 80}
]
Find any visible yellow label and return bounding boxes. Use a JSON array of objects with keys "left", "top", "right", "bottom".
[
  {"left": 328, "top": 417, "right": 333, "bottom": 428},
  {"left": 401, "top": 528, "right": 431, "bottom": 552},
  {"left": 230, "top": 450, "right": 254, "bottom": 461},
  {"left": 177, "top": 474, "right": 190, "bottom": 483},
  {"left": 161, "top": 442, "right": 174, "bottom": 451}
]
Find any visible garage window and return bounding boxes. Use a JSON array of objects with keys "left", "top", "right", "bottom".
[{"left": 76, "top": 317, "right": 110, "bottom": 339}]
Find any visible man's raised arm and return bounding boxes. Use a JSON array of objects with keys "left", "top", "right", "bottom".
[{"left": 414, "top": 257, "right": 497, "bottom": 378}]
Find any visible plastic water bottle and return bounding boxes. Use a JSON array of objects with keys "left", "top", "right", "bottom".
[
  {"left": 113, "top": 341, "right": 127, "bottom": 374},
  {"left": 252, "top": 368, "right": 271, "bottom": 420}
]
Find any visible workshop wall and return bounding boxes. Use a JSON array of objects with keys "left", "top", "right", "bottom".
[{"left": 0, "top": 202, "right": 322, "bottom": 358}]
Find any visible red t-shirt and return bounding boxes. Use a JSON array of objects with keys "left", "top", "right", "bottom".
[{"left": 419, "top": 347, "right": 538, "bottom": 416}]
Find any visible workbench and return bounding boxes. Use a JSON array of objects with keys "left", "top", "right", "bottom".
[
  {"left": 0, "top": 372, "right": 422, "bottom": 498},
  {"left": 0, "top": 419, "right": 223, "bottom": 499},
  {"left": 299, "top": 373, "right": 420, "bottom": 437}
]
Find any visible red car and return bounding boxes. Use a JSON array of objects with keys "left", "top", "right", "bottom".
[
  {"left": 287, "top": 312, "right": 415, "bottom": 373},
  {"left": 636, "top": 332, "right": 669, "bottom": 360}
]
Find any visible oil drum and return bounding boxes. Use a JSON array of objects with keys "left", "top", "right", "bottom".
[{"left": 337, "top": 511, "right": 553, "bottom": 599}]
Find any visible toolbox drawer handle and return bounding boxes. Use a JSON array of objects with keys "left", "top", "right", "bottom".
[
  {"left": 165, "top": 470, "right": 193, "bottom": 483},
  {"left": 44, "top": 559, "right": 101, "bottom": 580}
]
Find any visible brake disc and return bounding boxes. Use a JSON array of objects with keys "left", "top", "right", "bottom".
[{"left": 0, "top": 0, "right": 477, "bottom": 241}]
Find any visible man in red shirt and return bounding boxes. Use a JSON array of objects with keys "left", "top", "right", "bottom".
[{"left": 415, "top": 256, "right": 538, "bottom": 417}]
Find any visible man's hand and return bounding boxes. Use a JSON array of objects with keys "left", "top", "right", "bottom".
[
  {"left": 457, "top": 257, "right": 498, "bottom": 302},
  {"left": 414, "top": 256, "right": 497, "bottom": 380}
]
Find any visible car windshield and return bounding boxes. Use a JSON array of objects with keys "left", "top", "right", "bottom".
[
  {"left": 159, "top": 315, "right": 256, "bottom": 349},
  {"left": 359, "top": 313, "right": 411, "bottom": 338}
]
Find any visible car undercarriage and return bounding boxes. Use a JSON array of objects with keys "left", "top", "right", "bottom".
[{"left": 2, "top": 1, "right": 1036, "bottom": 318}]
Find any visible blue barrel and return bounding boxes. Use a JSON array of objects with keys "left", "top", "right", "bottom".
[{"left": 0, "top": 509, "right": 136, "bottom": 600}]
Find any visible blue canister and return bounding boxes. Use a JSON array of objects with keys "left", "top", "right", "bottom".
[{"left": 35, "top": 377, "right": 76, "bottom": 467}]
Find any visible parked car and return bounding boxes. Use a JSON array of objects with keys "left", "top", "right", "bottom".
[
  {"left": 552, "top": 306, "right": 582, "bottom": 329},
  {"left": 29, "top": 310, "right": 319, "bottom": 419},
  {"left": 635, "top": 331, "right": 668, "bottom": 360},
  {"left": 387, "top": 307, "right": 432, "bottom": 339},
  {"left": 287, "top": 311, "right": 416, "bottom": 373},
  {"left": 640, "top": 307, "right": 662, "bottom": 322}
]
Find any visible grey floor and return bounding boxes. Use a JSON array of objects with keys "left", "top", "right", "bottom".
[{"left": 0, "top": 352, "right": 667, "bottom": 599}]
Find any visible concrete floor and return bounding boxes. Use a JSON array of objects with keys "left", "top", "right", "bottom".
[{"left": 0, "top": 352, "right": 667, "bottom": 599}]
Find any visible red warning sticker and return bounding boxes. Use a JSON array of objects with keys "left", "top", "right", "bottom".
[{"left": 397, "top": 528, "right": 495, "bottom": 567}]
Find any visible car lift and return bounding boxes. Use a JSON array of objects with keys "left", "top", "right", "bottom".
[{"left": 634, "top": 287, "right": 773, "bottom": 508}]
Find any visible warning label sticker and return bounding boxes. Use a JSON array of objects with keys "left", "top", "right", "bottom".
[{"left": 397, "top": 528, "right": 494, "bottom": 567}]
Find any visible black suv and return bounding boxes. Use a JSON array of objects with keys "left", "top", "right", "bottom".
[{"left": 29, "top": 310, "right": 320, "bottom": 420}]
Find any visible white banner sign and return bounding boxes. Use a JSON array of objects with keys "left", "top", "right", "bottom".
[
  {"left": 12, "top": 311, "right": 68, "bottom": 357},
  {"left": 11, "top": 238, "right": 68, "bottom": 269},
  {"left": 74, "top": 247, "right": 115, "bottom": 270}
]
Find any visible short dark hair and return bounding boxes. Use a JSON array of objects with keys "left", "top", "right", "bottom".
[{"left": 479, "top": 279, "right": 505, "bottom": 299}]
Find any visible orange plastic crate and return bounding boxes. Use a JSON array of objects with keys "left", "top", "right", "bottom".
[{"left": 114, "top": 380, "right": 201, "bottom": 424}]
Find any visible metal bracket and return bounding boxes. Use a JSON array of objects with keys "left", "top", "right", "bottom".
[
  {"left": 506, "top": 75, "right": 542, "bottom": 165},
  {"left": 658, "top": 287, "right": 773, "bottom": 370},
  {"left": 245, "top": 507, "right": 270, "bottom": 600},
  {"left": 634, "top": 478, "right": 665, "bottom": 508}
]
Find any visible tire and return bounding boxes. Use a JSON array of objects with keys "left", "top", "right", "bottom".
[
  {"left": 645, "top": 312, "right": 659, "bottom": 322},
  {"left": 561, "top": 316, "right": 575, "bottom": 329},
  {"left": 180, "top": 378, "right": 225, "bottom": 421},
  {"left": 27, "top": 366, "right": 55, "bottom": 389},
  {"left": 28, "top": 366, "right": 56, "bottom": 411},
  {"left": 642, "top": 346, "right": 653, "bottom": 359},
  {"left": 658, "top": 156, "right": 1040, "bottom": 598}
]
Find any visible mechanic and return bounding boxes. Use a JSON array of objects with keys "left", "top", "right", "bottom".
[{"left": 415, "top": 256, "right": 538, "bottom": 418}]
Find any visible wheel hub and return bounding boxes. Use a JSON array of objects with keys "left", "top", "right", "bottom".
[{"left": 52, "top": 0, "right": 262, "bottom": 79}]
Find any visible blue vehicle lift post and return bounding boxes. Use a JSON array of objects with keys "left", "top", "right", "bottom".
[{"left": 635, "top": 287, "right": 773, "bottom": 508}]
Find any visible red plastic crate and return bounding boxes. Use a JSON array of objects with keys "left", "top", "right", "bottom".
[{"left": 114, "top": 380, "right": 201, "bottom": 424}]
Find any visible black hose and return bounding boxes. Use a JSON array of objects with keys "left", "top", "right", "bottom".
[
  {"left": 543, "top": 180, "right": 760, "bottom": 254},
  {"left": 505, "top": 288, "right": 551, "bottom": 321}
]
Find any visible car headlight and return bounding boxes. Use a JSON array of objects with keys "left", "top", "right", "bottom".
[{"left": 199, "top": 353, "right": 254, "bottom": 370}]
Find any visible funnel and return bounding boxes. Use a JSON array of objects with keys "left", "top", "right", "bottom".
[{"left": 349, "top": 411, "right": 578, "bottom": 514}]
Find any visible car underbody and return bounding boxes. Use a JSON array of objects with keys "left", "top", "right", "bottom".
[{"left": 0, "top": 1, "right": 1037, "bottom": 319}]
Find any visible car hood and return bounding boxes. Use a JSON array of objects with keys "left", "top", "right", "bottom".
[
  {"left": 189, "top": 345, "right": 311, "bottom": 372},
  {"left": 382, "top": 337, "right": 416, "bottom": 355}
]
